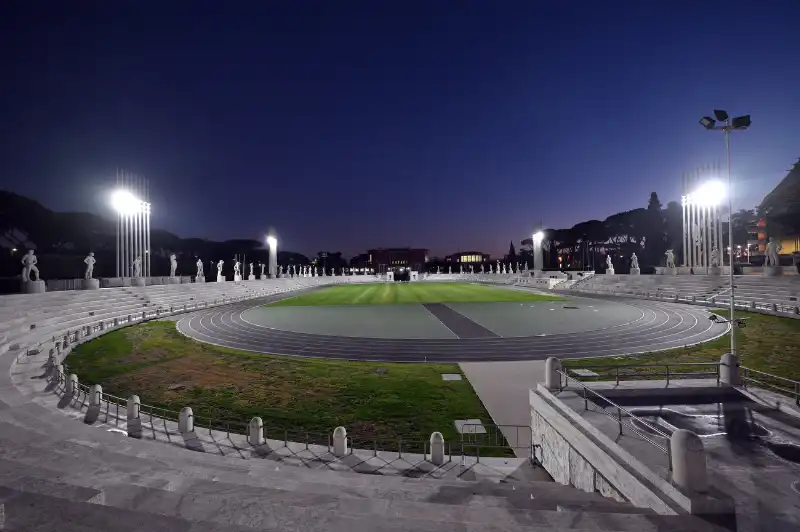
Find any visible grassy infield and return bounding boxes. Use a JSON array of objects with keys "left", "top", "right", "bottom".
[{"left": 66, "top": 283, "right": 800, "bottom": 450}]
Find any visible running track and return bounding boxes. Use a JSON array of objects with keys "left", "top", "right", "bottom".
[{"left": 176, "top": 289, "right": 729, "bottom": 363}]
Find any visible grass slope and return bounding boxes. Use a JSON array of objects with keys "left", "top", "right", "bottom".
[
  {"left": 269, "top": 282, "right": 562, "bottom": 307},
  {"left": 564, "top": 310, "right": 800, "bottom": 383},
  {"left": 65, "top": 322, "right": 509, "bottom": 454}
]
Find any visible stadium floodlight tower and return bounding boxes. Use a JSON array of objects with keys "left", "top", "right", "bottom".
[
  {"left": 532, "top": 231, "right": 544, "bottom": 272},
  {"left": 266, "top": 235, "right": 278, "bottom": 278},
  {"left": 110, "top": 174, "right": 151, "bottom": 279},
  {"left": 699, "top": 109, "right": 751, "bottom": 358}
]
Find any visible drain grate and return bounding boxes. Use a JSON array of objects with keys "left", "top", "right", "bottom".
[{"left": 563, "top": 306, "right": 580, "bottom": 309}]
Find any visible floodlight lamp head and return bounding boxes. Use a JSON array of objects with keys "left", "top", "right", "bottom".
[
  {"left": 266, "top": 236, "right": 277, "bottom": 248},
  {"left": 731, "top": 115, "right": 751, "bottom": 130},
  {"left": 692, "top": 179, "right": 726, "bottom": 207},
  {"left": 110, "top": 189, "right": 143, "bottom": 216},
  {"left": 713, "top": 109, "right": 729, "bottom": 122},
  {"left": 699, "top": 117, "right": 716, "bottom": 130},
  {"left": 532, "top": 231, "right": 544, "bottom": 244}
]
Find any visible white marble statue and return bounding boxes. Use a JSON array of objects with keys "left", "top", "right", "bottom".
[
  {"left": 709, "top": 247, "right": 720, "bottom": 268},
  {"left": 501, "top": 264, "right": 506, "bottom": 274},
  {"left": 606, "top": 255, "right": 613, "bottom": 269},
  {"left": 630, "top": 253, "right": 639, "bottom": 270},
  {"left": 217, "top": 260, "right": 224, "bottom": 276},
  {"left": 470, "top": 265, "right": 474, "bottom": 273},
  {"left": 249, "top": 262, "right": 254, "bottom": 276},
  {"left": 260, "top": 263, "right": 265, "bottom": 276},
  {"left": 169, "top": 253, "right": 178, "bottom": 278},
  {"left": 436, "top": 266, "right": 440, "bottom": 274},
  {"left": 21, "top": 250, "right": 40, "bottom": 281},
  {"left": 665, "top": 249, "right": 676, "bottom": 269},
  {"left": 480, "top": 264, "right": 484, "bottom": 274},
  {"left": 233, "top": 261, "right": 241, "bottom": 276},
  {"left": 83, "top": 252, "right": 96, "bottom": 279},
  {"left": 448, "top": 266, "right": 452, "bottom": 274},
  {"left": 132, "top": 255, "right": 142, "bottom": 278},
  {"left": 196, "top": 258, "right": 204, "bottom": 277},
  {"left": 459, "top": 265, "right": 463, "bottom": 274},
  {"left": 765, "top": 237, "right": 782, "bottom": 267}
]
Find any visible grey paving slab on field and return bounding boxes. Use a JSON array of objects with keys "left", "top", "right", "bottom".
[
  {"left": 447, "top": 297, "right": 646, "bottom": 338},
  {"left": 422, "top": 303, "right": 500, "bottom": 338},
  {"left": 571, "top": 369, "right": 600, "bottom": 377},
  {"left": 240, "top": 305, "right": 456, "bottom": 339},
  {"left": 441, "top": 373, "right": 462, "bottom": 381},
  {"left": 454, "top": 419, "right": 486, "bottom": 434}
]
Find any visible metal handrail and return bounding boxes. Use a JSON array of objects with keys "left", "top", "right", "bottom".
[
  {"left": 564, "top": 362, "right": 721, "bottom": 387},
  {"left": 556, "top": 370, "right": 672, "bottom": 468},
  {"left": 741, "top": 366, "right": 800, "bottom": 405}
]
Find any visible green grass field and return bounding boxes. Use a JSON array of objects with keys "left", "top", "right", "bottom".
[
  {"left": 65, "top": 322, "right": 510, "bottom": 455},
  {"left": 269, "top": 282, "right": 563, "bottom": 307},
  {"left": 564, "top": 310, "right": 800, "bottom": 384}
]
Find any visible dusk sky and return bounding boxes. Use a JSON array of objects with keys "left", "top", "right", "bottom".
[{"left": 1, "top": 1, "right": 798, "bottom": 258}]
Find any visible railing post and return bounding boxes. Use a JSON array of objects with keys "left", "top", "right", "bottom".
[
  {"left": 66, "top": 374, "right": 78, "bottom": 395},
  {"left": 616, "top": 406, "right": 623, "bottom": 436},
  {"left": 89, "top": 384, "right": 103, "bottom": 406},
  {"left": 333, "top": 426, "right": 348, "bottom": 457},
  {"left": 179, "top": 407, "right": 194, "bottom": 434},
  {"left": 615, "top": 366, "right": 620, "bottom": 386},
  {"left": 248, "top": 417, "right": 264, "bottom": 446},
  {"left": 666, "top": 366, "right": 670, "bottom": 387}
]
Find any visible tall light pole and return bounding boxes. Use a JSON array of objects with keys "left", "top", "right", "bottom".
[
  {"left": 699, "top": 110, "right": 751, "bottom": 357},
  {"left": 267, "top": 236, "right": 278, "bottom": 278},
  {"left": 111, "top": 170, "right": 151, "bottom": 280}
]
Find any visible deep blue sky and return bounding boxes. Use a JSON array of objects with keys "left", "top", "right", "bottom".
[{"left": 1, "top": 1, "right": 798, "bottom": 258}]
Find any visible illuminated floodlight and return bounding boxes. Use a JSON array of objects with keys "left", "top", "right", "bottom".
[
  {"left": 110, "top": 189, "right": 144, "bottom": 216},
  {"left": 266, "top": 236, "right": 277, "bottom": 248},
  {"left": 532, "top": 231, "right": 544, "bottom": 244},
  {"left": 691, "top": 179, "right": 726, "bottom": 207}
]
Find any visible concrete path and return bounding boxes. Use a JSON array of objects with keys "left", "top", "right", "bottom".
[{"left": 459, "top": 360, "right": 547, "bottom": 458}]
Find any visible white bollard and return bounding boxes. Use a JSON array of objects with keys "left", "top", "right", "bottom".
[
  {"left": 333, "top": 426, "right": 348, "bottom": 457},
  {"left": 719, "top": 353, "right": 741, "bottom": 386},
  {"left": 89, "top": 384, "right": 103, "bottom": 406},
  {"left": 430, "top": 432, "right": 445, "bottom": 466},
  {"left": 66, "top": 374, "right": 78, "bottom": 395},
  {"left": 670, "top": 429, "right": 708, "bottom": 493},
  {"left": 178, "top": 407, "right": 194, "bottom": 434},
  {"left": 545, "top": 357, "right": 562, "bottom": 391},
  {"left": 127, "top": 395, "right": 140, "bottom": 420},
  {"left": 249, "top": 417, "right": 264, "bottom": 446}
]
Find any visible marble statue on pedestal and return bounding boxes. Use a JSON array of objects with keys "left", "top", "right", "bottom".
[
  {"left": 169, "top": 254, "right": 178, "bottom": 278},
  {"left": 249, "top": 262, "right": 254, "bottom": 277},
  {"left": 606, "top": 255, "right": 613, "bottom": 270},
  {"left": 710, "top": 247, "right": 720, "bottom": 268},
  {"left": 448, "top": 266, "right": 452, "bottom": 274},
  {"left": 196, "top": 258, "right": 204, "bottom": 277},
  {"left": 84, "top": 252, "right": 96, "bottom": 279},
  {"left": 470, "top": 265, "right": 474, "bottom": 273},
  {"left": 765, "top": 237, "right": 782, "bottom": 267},
  {"left": 260, "top": 263, "right": 266, "bottom": 277},
  {"left": 21, "top": 250, "right": 40, "bottom": 281},
  {"left": 630, "top": 253, "right": 639, "bottom": 270},
  {"left": 480, "top": 264, "right": 484, "bottom": 274},
  {"left": 132, "top": 256, "right": 142, "bottom": 278},
  {"left": 217, "top": 260, "right": 224, "bottom": 276},
  {"left": 436, "top": 266, "right": 440, "bottom": 274},
  {"left": 234, "top": 261, "right": 241, "bottom": 276},
  {"left": 665, "top": 249, "right": 676, "bottom": 269},
  {"left": 459, "top": 265, "right": 463, "bottom": 274}
]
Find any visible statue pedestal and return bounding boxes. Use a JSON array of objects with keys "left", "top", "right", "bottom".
[
  {"left": 708, "top": 266, "right": 722, "bottom": 276},
  {"left": 630, "top": 267, "right": 640, "bottom": 275},
  {"left": 764, "top": 265, "right": 783, "bottom": 277},
  {"left": 664, "top": 267, "right": 678, "bottom": 275},
  {"left": 168, "top": 277, "right": 180, "bottom": 284},
  {"left": 606, "top": 268, "right": 615, "bottom": 276},
  {"left": 217, "top": 275, "right": 225, "bottom": 283},
  {"left": 248, "top": 274, "right": 256, "bottom": 281},
  {"left": 132, "top": 277, "right": 146, "bottom": 287},
  {"left": 234, "top": 274, "right": 242, "bottom": 282},
  {"left": 195, "top": 275, "right": 206, "bottom": 283},
  {"left": 21, "top": 280, "right": 46, "bottom": 294},
  {"left": 82, "top": 278, "right": 100, "bottom": 290}
]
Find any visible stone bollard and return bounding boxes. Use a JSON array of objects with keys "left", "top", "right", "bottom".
[
  {"left": 674, "top": 295, "right": 679, "bottom": 302},
  {"left": 545, "top": 357, "right": 562, "bottom": 391},
  {"left": 66, "top": 374, "right": 78, "bottom": 395},
  {"left": 691, "top": 296, "right": 696, "bottom": 303},
  {"left": 142, "top": 311, "right": 147, "bottom": 321},
  {"left": 248, "top": 417, "right": 264, "bottom": 446},
  {"left": 99, "top": 320, "right": 105, "bottom": 331},
  {"left": 90, "top": 384, "right": 103, "bottom": 406},
  {"left": 719, "top": 353, "right": 741, "bottom": 386},
  {"left": 179, "top": 407, "right": 194, "bottom": 434},
  {"left": 113, "top": 317, "right": 119, "bottom": 327},
  {"left": 772, "top": 303, "right": 778, "bottom": 313},
  {"left": 333, "top": 426, "right": 348, "bottom": 457},
  {"left": 127, "top": 395, "right": 140, "bottom": 420},
  {"left": 750, "top": 301, "right": 756, "bottom": 309},
  {"left": 430, "top": 432, "right": 445, "bottom": 466},
  {"left": 670, "top": 429, "right": 708, "bottom": 493}
]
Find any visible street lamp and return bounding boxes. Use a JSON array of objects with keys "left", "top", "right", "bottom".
[
  {"left": 110, "top": 186, "right": 151, "bottom": 279},
  {"left": 699, "top": 109, "right": 751, "bottom": 358},
  {"left": 266, "top": 235, "right": 278, "bottom": 278},
  {"left": 532, "top": 231, "right": 544, "bottom": 272}
]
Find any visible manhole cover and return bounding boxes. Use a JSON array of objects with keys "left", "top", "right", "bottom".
[{"left": 563, "top": 306, "right": 580, "bottom": 309}]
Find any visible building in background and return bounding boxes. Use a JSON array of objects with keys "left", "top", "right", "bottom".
[
  {"left": 759, "top": 158, "right": 800, "bottom": 255},
  {"left": 444, "top": 251, "right": 490, "bottom": 264},
  {"left": 363, "top": 247, "right": 429, "bottom": 273}
]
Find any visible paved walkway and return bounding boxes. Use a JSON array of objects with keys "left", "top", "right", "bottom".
[{"left": 459, "top": 360, "right": 547, "bottom": 458}]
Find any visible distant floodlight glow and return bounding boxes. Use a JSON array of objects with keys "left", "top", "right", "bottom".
[
  {"left": 691, "top": 179, "right": 726, "bottom": 207},
  {"left": 110, "top": 189, "right": 144, "bottom": 215},
  {"left": 532, "top": 231, "right": 544, "bottom": 244},
  {"left": 266, "top": 236, "right": 277, "bottom": 248}
]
